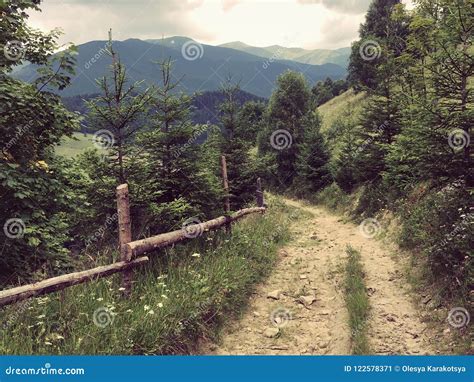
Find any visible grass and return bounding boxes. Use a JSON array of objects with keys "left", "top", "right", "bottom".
[
  {"left": 56, "top": 132, "right": 95, "bottom": 158},
  {"left": 0, "top": 196, "right": 298, "bottom": 355},
  {"left": 317, "top": 89, "right": 367, "bottom": 132},
  {"left": 344, "top": 246, "right": 370, "bottom": 355}
]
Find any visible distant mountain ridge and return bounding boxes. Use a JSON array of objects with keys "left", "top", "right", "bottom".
[
  {"left": 219, "top": 41, "right": 351, "bottom": 68},
  {"left": 13, "top": 37, "right": 347, "bottom": 98}
]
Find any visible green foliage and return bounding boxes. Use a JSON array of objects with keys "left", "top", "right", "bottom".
[
  {"left": 321, "top": 0, "right": 473, "bottom": 309},
  {"left": 311, "top": 77, "right": 349, "bottom": 107},
  {"left": 133, "top": 59, "right": 221, "bottom": 233},
  {"left": 211, "top": 79, "right": 257, "bottom": 210},
  {"left": 293, "top": 112, "right": 332, "bottom": 195},
  {"left": 0, "top": 199, "right": 291, "bottom": 355},
  {"left": 0, "top": 1, "right": 80, "bottom": 281},
  {"left": 85, "top": 34, "right": 154, "bottom": 184},
  {"left": 236, "top": 100, "right": 266, "bottom": 143},
  {"left": 398, "top": 181, "right": 473, "bottom": 300},
  {"left": 259, "top": 71, "right": 332, "bottom": 193}
]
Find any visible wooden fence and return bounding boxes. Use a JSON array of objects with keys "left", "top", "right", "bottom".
[{"left": 0, "top": 156, "right": 266, "bottom": 307}]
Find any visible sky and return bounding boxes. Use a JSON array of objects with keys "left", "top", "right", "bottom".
[{"left": 27, "top": 0, "right": 413, "bottom": 50}]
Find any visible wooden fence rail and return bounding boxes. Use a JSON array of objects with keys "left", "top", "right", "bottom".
[
  {"left": 0, "top": 257, "right": 149, "bottom": 307},
  {"left": 0, "top": 159, "right": 266, "bottom": 307}
]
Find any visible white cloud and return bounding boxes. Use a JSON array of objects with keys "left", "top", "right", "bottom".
[{"left": 26, "top": 0, "right": 378, "bottom": 49}]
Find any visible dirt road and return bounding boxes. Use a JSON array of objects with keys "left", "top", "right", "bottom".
[{"left": 208, "top": 198, "right": 433, "bottom": 355}]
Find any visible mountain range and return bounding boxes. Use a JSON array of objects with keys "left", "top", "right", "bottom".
[
  {"left": 218, "top": 41, "right": 350, "bottom": 68},
  {"left": 14, "top": 37, "right": 349, "bottom": 99}
]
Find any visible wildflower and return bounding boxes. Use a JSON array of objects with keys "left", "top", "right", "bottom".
[
  {"left": 118, "top": 287, "right": 126, "bottom": 291},
  {"left": 36, "top": 160, "right": 48, "bottom": 170},
  {"left": 161, "top": 295, "right": 168, "bottom": 299},
  {"left": 144, "top": 305, "right": 151, "bottom": 311},
  {"left": 157, "top": 303, "right": 164, "bottom": 308},
  {"left": 96, "top": 297, "right": 104, "bottom": 302},
  {"left": 147, "top": 310, "right": 155, "bottom": 315},
  {"left": 126, "top": 309, "right": 133, "bottom": 313},
  {"left": 192, "top": 253, "right": 201, "bottom": 258},
  {"left": 37, "top": 314, "right": 46, "bottom": 319}
]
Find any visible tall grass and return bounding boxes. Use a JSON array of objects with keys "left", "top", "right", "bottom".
[
  {"left": 0, "top": 196, "right": 297, "bottom": 355},
  {"left": 344, "top": 246, "right": 370, "bottom": 355}
]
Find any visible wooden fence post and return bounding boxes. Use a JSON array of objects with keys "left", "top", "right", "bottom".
[
  {"left": 220, "top": 155, "right": 231, "bottom": 233},
  {"left": 117, "top": 184, "right": 132, "bottom": 297},
  {"left": 256, "top": 177, "right": 264, "bottom": 208}
]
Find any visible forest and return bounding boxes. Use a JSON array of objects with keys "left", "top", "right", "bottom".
[{"left": 0, "top": 0, "right": 472, "bottom": 356}]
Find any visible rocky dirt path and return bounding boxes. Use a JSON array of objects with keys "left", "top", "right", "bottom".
[{"left": 207, "top": 198, "right": 433, "bottom": 355}]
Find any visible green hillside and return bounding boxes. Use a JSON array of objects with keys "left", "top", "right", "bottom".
[
  {"left": 56, "top": 132, "right": 95, "bottom": 158},
  {"left": 220, "top": 41, "right": 350, "bottom": 68},
  {"left": 318, "top": 89, "right": 367, "bottom": 132}
]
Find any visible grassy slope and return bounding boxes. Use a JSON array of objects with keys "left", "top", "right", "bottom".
[
  {"left": 318, "top": 89, "right": 367, "bottom": 132},
  {"left": 0, "top": 195, "right": 304, "bottom": 355},
  {"left": 56, "top": 132, "right": 95, "bottom": 158}
]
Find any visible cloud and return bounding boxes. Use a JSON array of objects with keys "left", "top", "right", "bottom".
[
  {"left": 319, "top": 14, "right": 363, "bottom": 46},
  {"left": 298, "top": 0, "right": 372, "bottom": 15},
  {"left": 28, "top": 0, "right": 213, "bottom": 45},
  {"left": 27, "top": 0, "right": 370, "bottom": 49},
  {"left": 222, "top": 0, "right": 240, "bottom": 12}
]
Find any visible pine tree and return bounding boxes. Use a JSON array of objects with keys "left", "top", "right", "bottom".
[
  {"left": 86, "top": 31, "right": 154, "bottom": 184},
  {"left": 135, "top": 59, "right": 220, "bottom": 234},
  {"left": 215, "top": 79, "right": 256, "bottom": 210},
  {"left": 295, "top": 111, "right": 332, "bottom": 193},
  {"left": 261, "top": 71, "right": 312, "bottom": 188}
]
